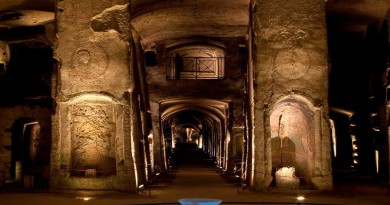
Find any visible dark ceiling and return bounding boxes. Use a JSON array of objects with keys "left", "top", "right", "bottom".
[
  {"left": 326, "top": 0, "right": 390, "bottom": 32},
  {"left": 1, "top": 0, "right": 389, "bottom": 33}
]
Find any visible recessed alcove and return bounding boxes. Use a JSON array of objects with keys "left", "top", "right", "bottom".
[
  {"left": 166, "top": 44, "right": 225, "bottom": 79},
  {"left": 52, "top": 93, "right": 138, "bottom": 191},
  {"left": 69, "top": 102, "right": 116, "bottom": 177},
  {"left": 270, "top": 95, "right": 315, "bottom": 188}
]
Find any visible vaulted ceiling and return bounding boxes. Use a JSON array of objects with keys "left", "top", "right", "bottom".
[
  {"left": 1, "top": 0, "right": 388, "bottom": 35},
  {"left": 0, "top": 0, "right": 389, "bottom": 107}
]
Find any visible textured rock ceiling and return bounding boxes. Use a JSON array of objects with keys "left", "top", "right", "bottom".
[
  {"left": 131, "top": 0, "right": 390, "bottom": 47},
  {"left": 0, "top": 0, "right": 389, "bottom": 43},
  {"left": 0, "top": 10, "right": 54, "bottom": 29},
  {"left": 0, "top": 0, "right": 55, "bottom": 12},
  {"left": 130, "top": 0, "right": 250, "bottom": 47}
]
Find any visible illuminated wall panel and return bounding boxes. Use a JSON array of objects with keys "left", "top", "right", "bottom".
[
  {"left": 70, "top": 102, "right": 116, "bottom": 177},
  {"left": 270, "top": 98, "right": 314, "bottom": 186},
  {"left": 52, "top": 0, "right": 138, "bottom": 192}
]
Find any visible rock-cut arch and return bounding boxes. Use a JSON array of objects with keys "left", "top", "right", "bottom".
[{"left": 269, "top": 95, "right": 315, "bottom": 188}]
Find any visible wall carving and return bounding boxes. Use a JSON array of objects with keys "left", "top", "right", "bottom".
[
  {"left": 70, "top": 102, "right": 116, "bottom": 176},
  {"left": 71, "top": 44, "right": 109, "bottom": 79}
]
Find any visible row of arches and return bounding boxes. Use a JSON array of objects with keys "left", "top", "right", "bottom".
[
  {"left": 160, "top": 99, "right": 230, "bottom": 170},
  {"left": 157, "top": 95, "right": 323, "bottom": 189}
]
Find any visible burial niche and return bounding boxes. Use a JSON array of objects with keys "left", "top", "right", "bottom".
[{"left": 270, "top": 96, "right": 314, "bottom": 188}]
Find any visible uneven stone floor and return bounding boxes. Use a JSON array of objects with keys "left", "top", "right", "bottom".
[{"left": 1, "top": 149, "right": 390, "bottom": 205}]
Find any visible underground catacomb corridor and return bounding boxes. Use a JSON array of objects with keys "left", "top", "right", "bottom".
[{"left": 1, "top": 0, "right": 390, "bottom": 205}]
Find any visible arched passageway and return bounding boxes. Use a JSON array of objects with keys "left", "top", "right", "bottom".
[
  {"left": 165, "top": 111, "right": 220, "bottom": 168},
  {"left": 10, "top": 117, "right": 50, "bottom": 188},
  {"left": 159, "top": 99, "right": 231, "bottom": 172}
]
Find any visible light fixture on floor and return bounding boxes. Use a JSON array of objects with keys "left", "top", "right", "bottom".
[
  {"left": 76, "top": 197, "right": 93, "bottom": 201},
  {"left": 296, "top": 195, "right": 305, "bottom": 201}
]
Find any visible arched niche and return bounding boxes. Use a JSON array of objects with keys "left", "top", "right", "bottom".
[
  {"left": 165, "top": 43, "right": 226, "bottom": 79},
  {"left": 62, "top": 94, "right": 119, "bottom": 177},
  {"left": 11, "top": 118, "right": 41, "bottom": 181},
  {"left": 270, "top": 95, "right": 315, "bottom": 187}
]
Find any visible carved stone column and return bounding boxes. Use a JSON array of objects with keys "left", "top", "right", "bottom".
[
  {"left": 251, "top": 0, "right": 332, "bottom": 190},
  {"left": 51, "top": 0, "right": 140, "bottom": 192}
]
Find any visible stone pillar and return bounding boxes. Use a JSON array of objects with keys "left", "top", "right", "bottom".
[
  {"left": 228, "top": 127, "right": 244, "bottom": 173},
  {"left": 0, "top": 41, "right": 7, "bottom": 97},
  {"left": 251, "top": 0, "right": 332, "bottom": 190},
  {"left": 51, "top": 0, "right": 140, "bottom": 192},
  {"left": 386, "top": 105, "right": 390, "bottom": 185},
  {"left": 0, "top": 41, "right": 7, "bottom": 64},
  {"left": 386, "top": 12, "right": 390, "bottom": 186}
]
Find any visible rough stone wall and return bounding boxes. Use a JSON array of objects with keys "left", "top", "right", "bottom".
[
  {"left": 0, "top": 106, "right": 51, "bottom": 182},
  {"left": 69, "top": 102, "right": 116, "bottom": 177},
  {"left": 56, "top": 1, "right": 131, "bottom": 97},
  {"left": 229, "top": 127, "right": 244, "bottom": 173},
  {"left": 0, "top": 41, "right": 6, "bottom": 65},
  {"left": 148, "top": 38, "right": 245, "bottom": 102},
  {"left": 251, "top": 0, "right": 332, "bottom": 190},
  {"left": 52, "top": 0, "right": 142, "bottom": 192}
]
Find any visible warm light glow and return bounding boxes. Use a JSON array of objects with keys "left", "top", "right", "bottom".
[
  {"left": 15, "top": 161, "right": 22, "bottom": 182},
  {"left": 250, "top": 131, "right": 255, "bottom": 185},
  {"left": 186, "top": 128, "right": 193, "bottom": 141},
  {"left": 76, "top": 197, "right": 93, "bottom": 201},
  {"left": 351, "top": 135, "right": 356, "bottom": 142},
  {"left": 296, "top": 196, "right": 305, "bottom": 201},
  {"left": 330, "top": 119, "right": 337, "bottom": 157},
  {"left": 138, "top": 184, "right": 145, "bottom": 191},
  {"left": 70, "top": 93, "right": 115, "bottom": 103},
  {"left": 224, "top": 133, "right": 230, "bottom": 171},
  {"left": 275, "top": 167, "right": 300, "bottom": 188},
  {"left": 162, "top": 131, "right": 168, "bottom": 171},
  {"left": 130, "top": 109, "right": 139, "bottom": 188},
  {"left": 148, "top": 133, "right": 154, "bottom": 173},
  {"left": 375, "top": 150, "right": 379, "bottom": 174},
  {"left": 199, "top": 135, "right": 203, "bottom": 149},
  {"left": 352, "top": 144, "right": 358, "bottom": 150},
  {"left": 143, "top": 144, "right": 149, "bottom": 181}
]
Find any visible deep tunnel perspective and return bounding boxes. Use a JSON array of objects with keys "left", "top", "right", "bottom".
[{"left": 0, "top": 1, "right": 390, "bottom": 203}]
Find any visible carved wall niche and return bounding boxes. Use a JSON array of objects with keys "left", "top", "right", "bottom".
[
  {"left": 270, "top": 95, "right": 315, "bottom": 187},
  {"left": 59, "top": 94, "right": 123, "bottom": 177},
  {"left": 68, "top": 96, "right": 117, "bottom": 177}
]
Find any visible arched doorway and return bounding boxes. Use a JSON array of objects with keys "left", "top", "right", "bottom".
[
  {"left": 270, "top": 95, "right": 315, "bottom": 188},
  {"left": 160, "top": 99, "right": 230, "bottom": 171},
  {"left": 11, "top": 118, "right": 49, "bottom": 187}
]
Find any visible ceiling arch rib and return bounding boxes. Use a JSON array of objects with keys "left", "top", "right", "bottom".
[
  {"left": 130, "top": 0, "right": 250, "bottom": 46},
  {"left": 160, "top": 98, "right": 230, "bottom": 121},
  {"left": 162, "top": 106, "right": 224, "bottom": 125},
  {"left": 160, "top": 99, "right": 230, "bottom": 154}
]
